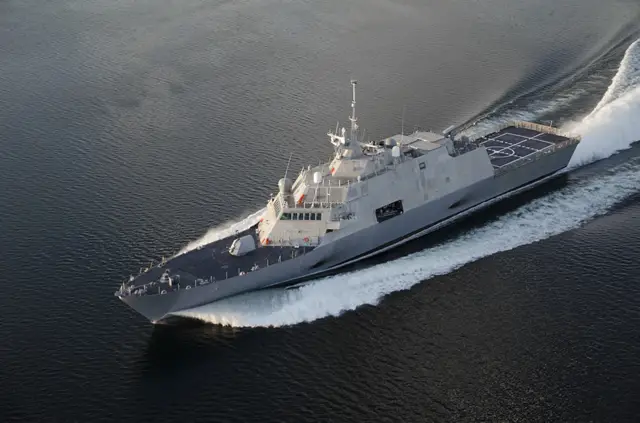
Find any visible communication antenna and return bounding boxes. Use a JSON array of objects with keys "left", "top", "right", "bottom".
[
  {"left": 401, "top": 105, "right": 406, "bottom": 146},
  {"left": 283, "top": 152, "right": 293, "bottom": 180}
]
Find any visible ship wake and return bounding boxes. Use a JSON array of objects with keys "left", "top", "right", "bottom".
[
  {"left": 566, "top": 38, "right": 640, "bottom": 167},
  {"left": 176, "top": 38, "right": 640, "bottom": 328}
]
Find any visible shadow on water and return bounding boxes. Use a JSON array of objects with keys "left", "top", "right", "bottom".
[
  {"left": 140, "top": 317, "right": 283, "bottom": 372},
  {"left": 136, "top": 324, "right": 239, "bottom": 380},
  {"left": 145, "top": 319, "right": 239, "bottom": 353}
]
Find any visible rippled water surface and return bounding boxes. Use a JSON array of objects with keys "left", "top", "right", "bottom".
[{"left": 1, "top": 0, "right": 640, "bottom": 422}]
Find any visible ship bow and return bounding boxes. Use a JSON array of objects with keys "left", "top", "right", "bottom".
[{"left": 118, "top": 292, "right": 179, "bottom": 323}]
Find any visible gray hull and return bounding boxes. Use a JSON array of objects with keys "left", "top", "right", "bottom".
[{"left": 120, "top": 143, "right": 577, "bottom": 323}]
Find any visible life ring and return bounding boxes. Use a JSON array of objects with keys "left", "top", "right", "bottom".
[
  {"left": 303, "top": 237, "right": 310, "bottom": 243},
  {"left": 161, "top": 290, "right": 167, "bottom": 295},
  {"left": 186, "top": 285, "right": 191, "bottom": 290}
]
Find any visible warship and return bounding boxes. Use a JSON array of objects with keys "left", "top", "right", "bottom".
[{"left": 116, "top": 81, "right": 581, "bottom": 323}]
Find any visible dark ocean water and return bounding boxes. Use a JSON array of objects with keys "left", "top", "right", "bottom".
[{"left": 2, "top": 0, "right": 640, "bottom": 421}]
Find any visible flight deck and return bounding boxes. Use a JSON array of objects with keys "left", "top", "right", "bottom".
[{"left": 476, "top": 125, "right": 574, "bottom": 170}]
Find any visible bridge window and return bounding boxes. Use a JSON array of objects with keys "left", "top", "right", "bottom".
[{"left": 285, "top": 212, "right": 323, "bottom": 221}]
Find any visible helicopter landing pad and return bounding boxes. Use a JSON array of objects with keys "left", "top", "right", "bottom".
[{"left": 477, "top": 126, "right": 569, "bottom": 169}]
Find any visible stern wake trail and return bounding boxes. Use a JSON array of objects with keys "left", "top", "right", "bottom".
[
  {"left": 460, "top": 38, "right": 640, "bottom": 141},
  {"left": 567, "top": 38, "right": 640, "bottom": 167},
  {"left": 177, "top": 38, "right": 640, "bottom": 328},
  {"left": 587, "top": 39, "right": 640, "bottom": 118}
]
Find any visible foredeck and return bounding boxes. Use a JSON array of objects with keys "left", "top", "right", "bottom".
[
  {"left": 118, "top": 225, "right": 316, "bottom": 298},
  {"left": 476, "top": 124, "right": 577, "bottom": 171}
]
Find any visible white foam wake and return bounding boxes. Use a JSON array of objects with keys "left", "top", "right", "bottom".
[
  {"left": 588, "top": 39, "right": 640, "bottom": 117},
  {"left": 566, "top": 85, "right": 640, "bottom": 167},
  {"left": 177, "top": 38, "right": 640, "bottom": 327},
  {"left": 175, "top": 208, "right": 265, "bottom": 256},
  {"left": 565, "top": 38, "right": 640, "bottom": 167}
]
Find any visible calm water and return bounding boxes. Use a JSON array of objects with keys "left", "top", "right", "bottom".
[{"left": 2, "top": 0, "right": 640, "bottom": 421}]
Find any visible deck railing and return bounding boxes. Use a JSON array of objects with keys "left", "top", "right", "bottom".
[
  {"left": 117, "top": 243, "right": 317, "bottom": 297},
  {"left": 511, "top": 120, "right": 581, "bottom": 141}
]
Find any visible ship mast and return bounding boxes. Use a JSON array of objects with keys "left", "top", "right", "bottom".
[
  {"left": 349, "top": 79, "right": 358, "bottom": 146},
  {"left": 327, "top": 80, "right": 362, "bottom": 158}
]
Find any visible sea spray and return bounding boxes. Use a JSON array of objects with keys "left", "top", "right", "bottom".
[
  {"left": 588, "top": 39, "right": 640, "bottom": 117},
  {"left": 567, "top": 85, "right": 640, "bottom": 167},
  {"left": 175, "top": 208, "right": 265, "bottom": 256}
]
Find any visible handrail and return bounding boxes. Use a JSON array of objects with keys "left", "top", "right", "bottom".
[
  {"left": 510, "top": 120, "right": 581, "bottom": 141},
  {"left": 117, "top": 242, "right": 319, "bottom": 297}
]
